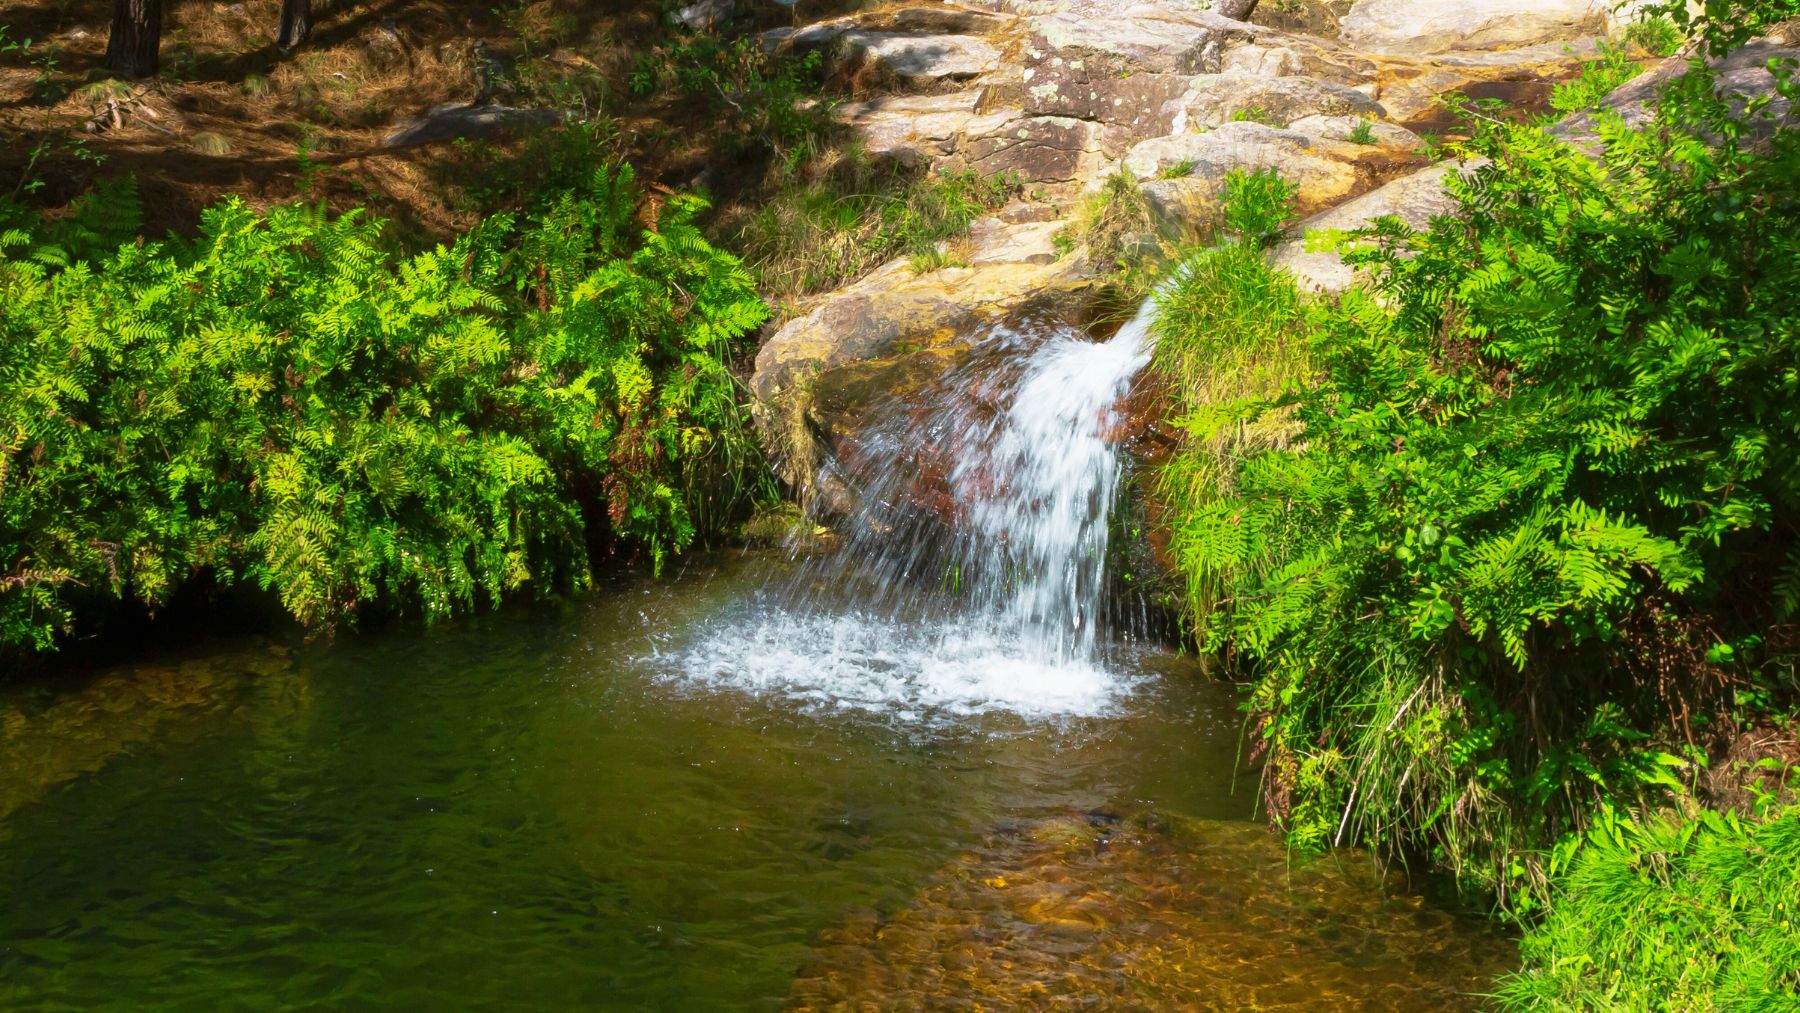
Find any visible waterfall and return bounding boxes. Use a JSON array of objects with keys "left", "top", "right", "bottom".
[{"left": 668, "top": 296, "right": 1163, "bottom": 720}]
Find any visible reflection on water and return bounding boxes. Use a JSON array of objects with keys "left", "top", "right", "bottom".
[{"left": 0, "top": 554, "right": 1512, "bottom": 1010}]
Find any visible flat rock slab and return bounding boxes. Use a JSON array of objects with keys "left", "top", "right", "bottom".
[
  {"left": 1114, "top": 120, "right": 1372, "bottom": 216},
  {"left": 837, "top": 91, "right": 986, "bottom": 166},
  {"left": 844, "top": 31, "right": 1004, "bottom": 83},
  {"left": 1288, "top": 113, "right": 1424, "bottom": 149},
  {"left": 1164, "top": 72, "right": 1386, "bottom": 130},
  {"left": 382, "top": 103, "right": 562, "bottom": 147},
  {"left": 1027, "top": 4, "right": 1258, "bottom": 75},
  {"left": 1340, "top": 0, "right": 1606, "bottom": 55},
  {"left": 1268, "top": 160, "right": 1471, "bottom": 291}
]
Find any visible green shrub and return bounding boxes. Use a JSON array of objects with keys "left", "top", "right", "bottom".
[
  {"left": 1155, "top": 53, "right": 1800, "bottom": 906},
  {"left": 1549, "top": 41, "right": 1642, "bottom": 114},
  {"left": 1220, "top": 166, "right": 1299, "bottom": 248},
  {"left": 1346, "top": 119, "right": 1378, "bottom": 145},
  {"left": 0, "top": 167, "right": 769, "bottom": 654},
  {"left": 1498, "top": 804, "right": 1800, "bottom": 1010},
  {"left": 1623, "top": 15, "right": 1684, "bottom": 58}
]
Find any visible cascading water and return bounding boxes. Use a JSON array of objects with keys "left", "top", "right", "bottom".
[{"left": 666, "top": 295, "right": 1165, "bottom": 721}]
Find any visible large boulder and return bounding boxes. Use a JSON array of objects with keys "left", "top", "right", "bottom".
[
  {"left": 836, "top": 91, "right": 986, "bottom": 167},
  {"left": 751, "top": 223, "right": 1095, "bottom": 511},
  {"left": 958, "top": 111, "right": 1110, "bottom": 183},
  {"left": 1162, "top": 72, "right": 1386, "bottom": 131},
  {"left": 837, "top": 31, "right": 1005, "bottom": 87},
  {"left": 1371, "top": 38, "right": 1602, "bottom": 122},
  {"left": 1340, "top": 0, "right": 1607, "bottom": 55},
  {"left": 1111, "top": 121, "right": 1376, "bottom": 219},
  {"left": 1553, "top": 37, "right": 1800, "bottom": 147},
  {"left": 1267, "top": 161, "right": 1468, "bottom": 292},
  {"left": 1288, "top": 113, "right": 1424, "bottom": 149}
]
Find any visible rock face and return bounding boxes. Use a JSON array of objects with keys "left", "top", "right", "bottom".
[
  {"left": 1339, "top": 0, "right": 1606, "bottom": 55},
  {"left": 1162, "top": 73, "right": 1386, "bottom": 131},
  {"left": 960, "top": 112, "right": 1109, "bottom": 183},
  {"left": 1554, "top": 37, "right": 1800, "bottom": 145},
  {"left": 840, "top": 31, "right": 1005, "bottom": 86}
]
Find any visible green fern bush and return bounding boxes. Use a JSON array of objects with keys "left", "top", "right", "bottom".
[
  {"left": 1154, "top": 53, "right": 1800, "bottom": 907},
  {"left": 1498, "top": 803, "right": 1800, "bottom": 1010},
  {"left": 0, "top": 166, "right": 768, "bottom": 654}
]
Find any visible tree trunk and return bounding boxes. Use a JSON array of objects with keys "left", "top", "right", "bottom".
[
  {"left": 106, "top": 0, "right": 163, "bottom": 79},
  {"left": 277, "top": 0, "right": 312, "bottom": 52},
  {"left": 1216, "top": 0, "right": 1259, "bottom": 20}
]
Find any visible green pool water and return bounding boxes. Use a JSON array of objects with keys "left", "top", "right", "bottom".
[{"left": 0, "top": 554, "right": 1513, "bottom": 1010}]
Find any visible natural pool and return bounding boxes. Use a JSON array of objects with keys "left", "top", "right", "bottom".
[{"left": 0, "top": 554, "right": 1513, "bottom": 1010}]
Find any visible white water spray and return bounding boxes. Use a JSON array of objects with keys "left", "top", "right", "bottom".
[{"left": 665, "top": 292, "right": 1167, "bottom": 720}]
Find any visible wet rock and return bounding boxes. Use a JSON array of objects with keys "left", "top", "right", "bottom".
[
  {"left": 963, "top": 217, "right": 1063, "bottom": 265},
  {"left": 381, "top": 103, "right": 562, "bottom": 148},
  {"left": 750, "top": 234, "right": 1094, "bottom": 511},
  {"left": 1340, "top": 0, "right": 1607, "bottom": 55}
]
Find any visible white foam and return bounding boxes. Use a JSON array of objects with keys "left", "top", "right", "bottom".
[{"left": 662, "top": 611, "right": 1136, "bottom": 720}]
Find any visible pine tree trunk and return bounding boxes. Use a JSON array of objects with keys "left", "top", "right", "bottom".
[
  {"left": 1216, "top": 0, "right": 1259, "bottom": 20},
  {"left": 277, "top": 0, "right": 312, "bottom": 52},
  {"left": 106, "top": 0, "right": 163, "bottom": 79}
]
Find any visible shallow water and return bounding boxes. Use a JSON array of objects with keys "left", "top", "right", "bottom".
[{"left": 0, "top": 554, "right": 1513, "bottom": 1010}]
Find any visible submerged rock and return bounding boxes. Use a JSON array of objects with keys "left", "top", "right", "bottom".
[{"left": 785, "top": 808, "right": 1516, "bottom": 1010}]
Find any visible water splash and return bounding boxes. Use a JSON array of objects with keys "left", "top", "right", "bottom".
[{"left": 667, "top": 297, "right": 1164, "bottom": 720}]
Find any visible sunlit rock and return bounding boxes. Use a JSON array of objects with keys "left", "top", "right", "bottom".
[{"left": 1340, "top": 0, "right": 1607, "bottom": 55}]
